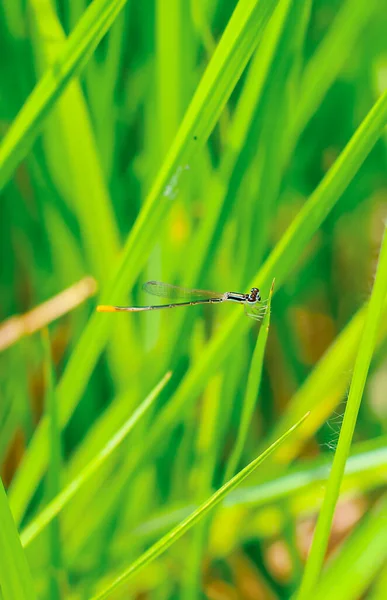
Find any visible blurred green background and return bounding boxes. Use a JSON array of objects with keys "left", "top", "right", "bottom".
[{"left": 1, "top": 0, "right": 387, "bottom": 598}]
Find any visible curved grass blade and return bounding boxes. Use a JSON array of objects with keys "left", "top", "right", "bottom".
[
  {"left": 91, "top": 412, "right": 310, "bottom": 600},
  {"left": 20, "top": 372, "right": 171, "bottom": 548},
  {"left": 297, "top": 226, "right": 387, "bottom": 598}
]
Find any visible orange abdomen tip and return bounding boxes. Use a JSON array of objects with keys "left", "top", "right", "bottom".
[{"left": 97, "top": 305, "right": 117, "bottom": 312}]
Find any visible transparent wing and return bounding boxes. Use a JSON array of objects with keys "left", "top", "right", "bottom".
[{"left": 142, "top": 281, "right": 224, "bottom": 301}]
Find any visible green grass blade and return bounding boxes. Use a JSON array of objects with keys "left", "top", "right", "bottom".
[
  {"left": 297, "top": 225, "right": 387, "bottom": 598},
  {"left": 0, "top": 479, "right": 36, "bottom": 600},
  {"left": 0, "top": 0, "right": 129, "bottom": 191},
  {"left": 20, "top": 372, "right": 171, "bottom": 548},
  {"left": 224, "top": 281, "right": 274, "bottom": 482},
  {"left": 42, "top": 329, "right": 63, "bottom": 600},
  {"left": 91, "top": 412, "right": 310, "bottom": 600},
  {"left": 8, "top": 0, "right": 279, "bottom": 525}
]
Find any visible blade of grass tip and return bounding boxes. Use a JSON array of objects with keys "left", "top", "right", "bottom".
[
  {"left": 0, "top": 0, "right": 129, "bottom": 191},
  {"left": 90, "top": 412, "right": 310, "bottom": 600},
  {"left": 297, "top": 226, "right": 387, "bottom": 599},
  {"left": 224, "top": 280, "right": 274, "bottom": 482},
  {"left": 42, "top": 329, "right": 63, "bottom": 600},
  {"left": 0, "top": 478, "right": 37, "bottom": 600},
  {"left": 8, "top": 0, "right": 279, "bottom": 525},
  {"left": 20, "top": 372, "right": 171, "bottom": 548}
]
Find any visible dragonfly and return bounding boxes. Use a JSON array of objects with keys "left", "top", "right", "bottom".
[{"left": 97, "top": 281, "right": 265, "bottom": 321}]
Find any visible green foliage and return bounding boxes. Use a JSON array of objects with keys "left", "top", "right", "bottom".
[{"left": 1, "top": 0, "right": 387, "bottom": 598}]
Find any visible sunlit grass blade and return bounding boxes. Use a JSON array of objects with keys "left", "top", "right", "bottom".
[
  {"left": 9, "top": 0, "right": 279, "bottom": 525},
  {"left": 0, "top": 479, "right": 36, "bottom": 599},
  {"left": 224, "top": 280, "right": 274, "bottom": 482},
  {"left": 297, "top": 225, "right": 387, "bottom": 598},
  {"left": 91, "top": 412, "right": 310, "bottom": 600},
  {"left": 20, "top": 371, "right": 171, "bottom": 548},
  {"left": 0, "top": 0, "right": 129, "bottom": 190},
  {"left": 42, "top": 329, "right": 63, "bottom": 600}
]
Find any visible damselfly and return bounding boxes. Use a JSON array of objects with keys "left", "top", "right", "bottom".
[{"left": 97, "top": 281, "right": 265, "bottom": 321}]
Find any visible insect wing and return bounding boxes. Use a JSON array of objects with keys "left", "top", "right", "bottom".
[{"left": 142, "top": 281, "right": 223, "bottom": 301}]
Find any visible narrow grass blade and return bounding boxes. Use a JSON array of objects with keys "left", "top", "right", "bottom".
[
  {"left": 91, "top": 412, "right": 310, "bottom": 600},
  {"left": 0, "top": 479, "right": 36, "bottom": 600},
  {"left": 0, "top": 0, "right": 129, "bottom": 191},
  {"left": 297, "top": 226, "right": 387, "bottom": 598},
  {"left": 20, "top": 372, "right": 171, "bottom": 547},
  {"left": 42, "top": 329, "right": 63, "bottom": 600},
  {"left": 224, "top": 280, "right": 274, "bottom": 482}
]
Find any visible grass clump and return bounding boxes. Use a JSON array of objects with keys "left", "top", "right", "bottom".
[{"left": 1, "top": 1, "right": 387, "bottom": 598}]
